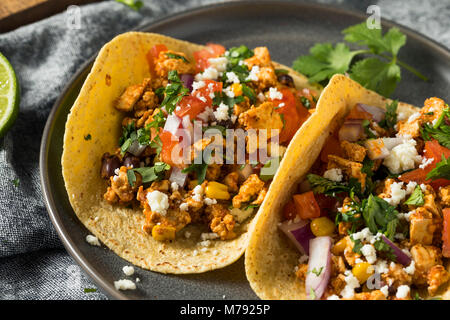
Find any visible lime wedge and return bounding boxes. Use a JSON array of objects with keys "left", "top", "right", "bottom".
[{"left": 0, "top": 52, "right": 19, "bottom": 138}]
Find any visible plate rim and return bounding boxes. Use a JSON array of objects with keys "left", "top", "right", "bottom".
[{"left": 39, "top": 0, "right": 450, "bottom": 300}]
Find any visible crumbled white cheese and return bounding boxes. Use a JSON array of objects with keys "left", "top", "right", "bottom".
[
  {"left": 420, "top": 184, "right": 427, "bottom": 192},
  {"left": 384, "top": 181, "right": 406, "bottom": 207},
  {"left": 327, "top": 295, "right": 340, "bottom": 300},
  {"left": 394, "top": 233, "right": 405, "bottom": 240},
  {"left": 405, "top": 181, "right": 417, "bottom": 195},
  {"left": 361, "top": 244, "right": 377, "bottom": 264},
  {"left": 226, "top": 71, "right": 240, "bottom": 84},
  {"left": 213, "top": 102, "right": 230, "bottom": 121},
  {"left": 383, "top": 139, "right": 422, "bottom": 174},
  {"left": 208, "top": 57, "right": 228, "bottom": 72},
  {"left": 380, "top": 285, "right": 389, "bottom": 297},
  {"left": 204, "top": 197, "right": 217, "bottom": 205},
  {"left": 257, "top": 92, "right": 265, "bottom": 102},
  {"left": 200, "top": 247, "right": 208, "bottom": 252},
  {"left": 419, "top": 157, "right": 434, "bottom": 169},
  {"left": 298, "top": 254, "right": 309, "bottom": 264},
  {"left": 195, "top": 67, "right": 219, "bottom": 81},
  {"left": 396, "top": 285, "right": 410, "bottom": 299},
  {"left": 223, "top": 86, "right": 235, "bottom": 98},
  {"left": 403, "top": 261, "right": 415, "bottom": 275},
  {"left": 197, "top": 106, "right": 214, "bottom": 122},
  {"left": 180, "top": 202, "right": 189, "bottom": 211},
  {"left": 184, "top": 231, "right": 191, "bottom": 239},
  {"left": 198, "top": 96, "right": 207, "bottom": 103},
  {"left": 323, "top": 168, "right": 343, "bottom": 182},
  {"left": 146, "top": 191, "right": 169, "bottom": 215},
  {"left": 213, "top": 250, "right": 219, "bottom": 255},
  {"left": 268, "top": 87, "right": 283, "bottom": 100},
  {"left": 192, "top": 185, "right": 204, "bottom": 203},
  {"left": 230, "top": 207, "right": 254, "bottom": 223},
  {"left": 122, "top": 266, "right": 135, "bottom": 276},
  {"left": 374, "top": 260, "right": 389, "bottom": 274},
  {"left": 246, "top": 65, "right": 260, "bottom": 81},
  {"left": 193, "top": 250, "right": 198, "bottom": 256},
  {"left": 199, "top": 240, "right": 211, "bottom": 247},
  {"left": 352, "top": 227, "right": 375, "bottom": 243},
  {"left": 340, "top": 270, "right": 360, "bottom": 299},
  {"left": 192, "top": 80, "right": 205, "bottom": 91},
  {"left": 398, "top": 210, "right": 415, "bottom": 222},
  {"left": 171, "top": 181, "right": 179, "bottom": 191},
  {"left": 86, "top": 235, "right": 101, "bottom": 246},
  {"left": 397, "top": 111, "right": 408, "bottom": 121},
  {"left": 114, "top": 279, "right": 136, "bottom": 291},
  {"left": 231, "top": 115, "right": 237, "bottom": 123}
]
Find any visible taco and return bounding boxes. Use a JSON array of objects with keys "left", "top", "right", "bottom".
[
  {"left": 62, "top": 32, "right": 320, "bottom": 274},
  {"left": 245, "top": 74, "right": 450, "bottom": 299}
]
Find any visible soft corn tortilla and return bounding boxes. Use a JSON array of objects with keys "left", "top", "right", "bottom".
[
  {"left": 62, "top": 32, "right": 318, "bottom": 274},
  {"left": 245, "top": 74, "right": 450, "bottom": 299}
]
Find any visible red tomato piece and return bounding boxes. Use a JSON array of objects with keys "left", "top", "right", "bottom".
[
  {"left": 282, "top": 200, "right": 297, "bottom": 221},
  {"left": 320, "top": 135, "right": 344, "bottom": 163},
  {"left": 160, "top": 130, "right": 182, "bottom": 167},
  {"left": 272, "top": 89, "right": 307, "bottom": 144},
  {"left": 146, "top": 44, "right": 168, "bottom": 75},
  {"left": 399, "top": 140, "right": 450, "bottom": 190},
  {"left": 193, "top": 43, "right": 226, "bottom": 73},
  {"left": 192, "top": 80, "right": 223, "bottom": 107},
  {"left": 293, "top": 191, "right": 321, "bottom": 220},
  {"left": 174, "top": 95, "right": 208, "bottom": 120},
  {"left": 314, "top": 193, "right": 338, "bottom": 216},
  {"left": 443, "top": 208, "right": 450, "bottom": 258}
]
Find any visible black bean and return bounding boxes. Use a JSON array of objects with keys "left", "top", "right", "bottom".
[
  {"left": 277, "top": 74, "right": 294, "bottom": 87},
  {"left": 123, "top": 154, "right": 141, "bottom": 169},
  {"left": 100, "top": 153, "right": 121, "bottom": 179}
]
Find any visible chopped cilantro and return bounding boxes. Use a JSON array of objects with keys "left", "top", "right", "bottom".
[
  {"left": 361, "top": 195, "right": 399, "bottom": 240},
  {"left": 182, "top": 153, "right": 210, "bottom": 185},
  {"left": 379, "top": 100, "right": 398, "bottom": 130},
  {"left": 227, "top": 45, "right": 254, "bottom": 67},
  {"left": 404, "top": 185, "right": 425, "bottom": 206},
  {"left": 362, "top": 119, "right": 377, "bottom": 139},
  {"left": 309, "top": 288, "right": 316, "bottom": 300},
  {"left": 160, "top": 70, "right": 189, "bottom": 114},
  {"left": 12, "top": 178, "right": 19, "bottom": 188},
  {"left": 300, "top": 96, "right": 311, "bottom": 109},
  {"left": 274, "top": 68, "right": 289, "bottom": 75},
  {"left": 350, "top": 236, "right": 363, "bottom": 254},
  {"left": 311, "top": 267, "right": 324, "bottom": 276},
  {"left": 84, "top": 134, "right": 92, "bottom": 141},
  {"left": 426, "top": 155, "right": 450, "bottom": 181},
  {"left": 165, "top": 52, "right": 189, "bottom": 63},
  {"left": 259, "top": 157, "right": 281, "bottom": 182},
  {"left": 127, "top": 162, "right": 171, "bottom": 187},
  {"left": 241, "top": 83, "right": 256, "bottom": 103},
  {"left": 421, "top": 107, "right": 450, "bottom": 148},
  {"left": 306, "top": 174, "right": 351, "bottom": 197}
]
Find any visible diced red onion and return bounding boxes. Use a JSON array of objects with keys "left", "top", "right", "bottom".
[
  {"left": 306, "top": 236, "right": 332, "bottom": 300},
  {"left": 381, "top": 235, "right": 412, "bottom": 266},
  {"left": 164, "top": 114, "right": 182, "bottom": 136},
  {"left": 357, "top": 103, "right": 386, "bottom": 122},
  {"left": 127, "top": 140, "right": 147, "bottom": 156},
  {"left": 182, "top": 115, "right": 194, "bottom": 138},
  {"left": 169, "top": 166, "right": 188, "bottom": 188},
  {"left": 278, "top": 219, "right": 314, "bottom": 255},
  {"left": 338, "top": 120, "right": 364, "bottom": 142},
  {"left": 180, "top": 73, "right": 194, "bottom": 91}
]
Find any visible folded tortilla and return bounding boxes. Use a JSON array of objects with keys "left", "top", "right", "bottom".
[
  {"left": 243, "top": 74, "right": 448, "bottom": 299},
  {"left": 62, "top": 32, "right": 317, "bottom": 274}
]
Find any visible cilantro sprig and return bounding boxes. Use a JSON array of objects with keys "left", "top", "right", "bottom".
[
  {"left": 292, "top": 22, "right": 427, "bottom": 97},
  {"left": 115, "top": 0, "right": 143, "bottom": 10},
  {"left": 160, "top": 70, "right": 189, "bottom": 114},
  {"left": 426, "top": 155, "right": 450, "bottom": 181},
  {"left": 421, "top": 106, "right": 450, "bottom": 148},
  {"left": 404, "top": 185, "right": 424, "bottom": 206},
  {"left": 127, "top": 162, "right": 171, "bottom": 187}
]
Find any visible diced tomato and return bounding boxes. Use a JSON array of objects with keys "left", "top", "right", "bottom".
[
  {"left": 160, "top": 130, "right": 182, "bottom": 167},
  {"left": 443, "top": 208, "right": 450, "bottom": 258},
  {"left": 272, "top": 89, "right": 309, "bottom": 144},
  {"left": 314, "top": 193, "right": 338, "bottom": 216},
  {"left": 146, "top": 44, "right": 168, "bottom": 75},
  {"left": 346, "top": 104, "right": 373, "bottom": 121},
  {"left": 399, "top": 140, "right": 450, "bottom": 190},
  {"left": 174, "top": 95, "right": 208, "bottom": 120},
  {"left": 193, "top": 43, "right": 226, "bottom": 73},
  {"left": 282, "top": 200, "right": 297, "bottom": 221},
  {"left": 320, "top": 135, "right": 343, "bottom": 163},
  {"left": 293, "top": 191, "right": 321, "bottom": 220},
  {"left": 191, "top": 79, "right": 223, "bottom": 107}
]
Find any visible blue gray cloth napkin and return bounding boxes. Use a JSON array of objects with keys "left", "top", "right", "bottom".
[{"left": 0, "top": 0, "right": 448, "bottom": 300}]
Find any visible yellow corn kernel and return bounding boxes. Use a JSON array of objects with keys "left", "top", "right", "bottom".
[
  {"left": 310, "top": 217, "right": 335, "bottom": 237},
  {"left": 152, "top": 225, "right": 176, "bottom": 241},
  {"left": 352, "top": 262, "right": 374, "bottom": 284},
  {"left": 332, "top": 238, "right": 347, "bottom": 255},
  {"left": 231, "top": 83, "right": 243, "bottom": 96},
  {"left": 205, "top": 181, "right": 230, "bottom": 200}
]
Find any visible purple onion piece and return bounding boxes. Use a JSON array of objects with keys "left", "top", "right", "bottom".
[
  {"left": 306, "top": 236, "right": 332, "bottom": 300},
  {"left": 357, "top": 103, "right": 386, "bottom": 122},
  {"left": 278, "top": 219, "right": 314, "bottom": 255},
  {"left": 381, "top": 235, "right": 412, "bottom": 266},
  {"left": 180, "top": 73, "right": 194, "bottom": 91}
]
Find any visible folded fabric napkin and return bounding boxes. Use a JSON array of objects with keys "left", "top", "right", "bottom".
[{"left": 0, "top": 0, "right": 448, "bottom": 300}]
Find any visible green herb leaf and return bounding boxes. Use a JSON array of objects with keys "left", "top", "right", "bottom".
[
  {"left": 349, "top": 58, "right": 401, "bottom": 97},
  {"left": 227, "top": 45, "right": 254, "bottom": 66},
  {"left": 160, "top": 70, "right": 189, "bottom": 114},
  {"left": 306, "top": 174, "right": 351, "bottom": 197},
  {"left": 165, "top": 52, "right": 189, "bottom": 63},
  {"left": 182, "top": 154, "right": 210, "bottom": 185},
  {"left": 311, "top": 267, "right": 324, "bottom": 276},
  {"left": 274, "top": 68, "right": 289, "bottom": 75},
  {"left": 259, "top": 157, "right": 281, "bottom": 182},
  {"left": 379, "top": 100, "right": 398, "bottom": 130},
  {"left": 127, "top": 162, "right": 171, "bottom": 187},
  {"left": 426, "top": 154, "right": 450, "bottom": 181},
  {"left": 350, "top": 236, "right": 363, "bottom": 254},
  {"left": 115, "top": 0, "right": 143, "bottom": 11},
  {"left": 241, "top": 83, "right": 256, "bottom": 103},
  {"left": 362, "top": 119, "right": 377, "bottom": 139},
  {"left": 12, "top": 178, "right": 19, "bottom": 187},
  {"left": 361, "top": 195, "right": 399, "bottom": 239},
  {"left": 292, "top": 43, "right": 361, "bottom": 83},
  {"left": 421, "top": 107, "right": 450, "bottom": 148},
  {"left": 300, "top": 96, "right": 311, "bottom": 109},
  {"left": 404, "top": 185, "right": 425, "bottom": 206}
]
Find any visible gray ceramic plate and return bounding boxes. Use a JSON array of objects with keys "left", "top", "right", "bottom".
[{"left": 40, "top": 1, "right": 450, "bottom": 300}]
